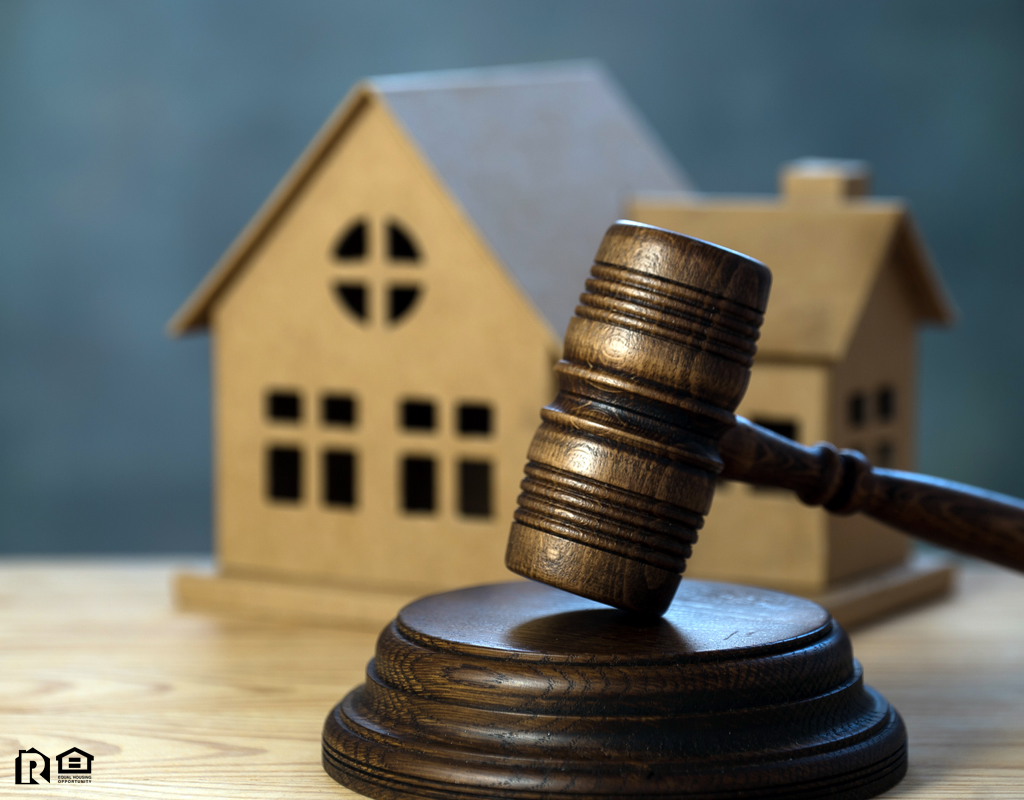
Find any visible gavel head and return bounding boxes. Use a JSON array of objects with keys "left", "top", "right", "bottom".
[{"left": 505, "top": 221, "right": 771, "bottom": 616}]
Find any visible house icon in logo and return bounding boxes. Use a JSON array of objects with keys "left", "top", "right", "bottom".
[
  {"left": 56, "top": 747, "right": 93, "bottom": 774},
  {"left": 14, "top": 749, "right": 50, "bottom": 784}
]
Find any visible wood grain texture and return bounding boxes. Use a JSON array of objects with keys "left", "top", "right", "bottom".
[
  {"left": 2, "top": 558, "right": 1023, "bottom": 798},
  {"left": 720, "top": 417, "right": 1024, "bottom": 573},
  {"left": 176, "top": 553, "right": 950, "bottom": 634},
  {"left": 505, "top": 221, "right": 773, "bottom": 615},
  {"left": 0, "top": 559, "right": 371, "bottom": 799},
  {"left": 324, "top": 580, "right": 907, "bottom": 799},
  {"left": 175, "top": 570, "right": 422, "bottom": 631}
]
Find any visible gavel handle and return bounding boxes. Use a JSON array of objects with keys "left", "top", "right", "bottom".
[{"left": 719, "top": 416, "right": 1024, "bottom": 573}]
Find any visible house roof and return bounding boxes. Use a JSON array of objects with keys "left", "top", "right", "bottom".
[
  {"left": 630, "top": 163, "right": 955, "bottom": 362},
  {"left": 170, "top": 61, "right": 689, "bottom": 339},
  {"left": 55, "top": 747, "right": 93, "bottom": 760}
]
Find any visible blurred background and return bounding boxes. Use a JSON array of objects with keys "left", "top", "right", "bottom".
[{"left": 1, "top": 0, "right": 1022, "bottom": 554}]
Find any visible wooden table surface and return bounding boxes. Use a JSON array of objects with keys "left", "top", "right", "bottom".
[{"left": 1, "top": 558, "right": 1022, "bottom": 799}]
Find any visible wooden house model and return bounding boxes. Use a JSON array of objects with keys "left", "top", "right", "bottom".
[
  {"left": 631, "top": 159, "right": 957, "bottom": 611},
  {"left": 170, "top": 63, "right": 689, "bottom": 624}
]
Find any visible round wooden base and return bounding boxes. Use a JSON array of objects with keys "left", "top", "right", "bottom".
[{"left": 322, "top": 581, "right": 906, "bottom": 800}]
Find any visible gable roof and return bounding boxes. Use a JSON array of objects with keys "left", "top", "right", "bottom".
[
  {"left": 170, "top": 61, "right": 689, "bottom": 339},
  {"left": 630, "top": 181, "right": 955, "bottom": 362},
  {"left": 55, "top": 747, "right": 93, "bottom": 761}
]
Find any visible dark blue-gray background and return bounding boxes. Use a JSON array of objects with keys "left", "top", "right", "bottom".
[{"left": 1, "top": 0, "right": 1022, "bottom": 554}]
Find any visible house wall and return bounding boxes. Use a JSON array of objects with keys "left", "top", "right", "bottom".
[
  {"left": 826, "top": 259, "right": 916, "bottom": 582},
  {"left": 210, "top": 97, "right": 556, "bottom": 594},
  {"left": 686, "top": 260, "right": 917, "bottom": 590},
  {"left": 685, "top": 362, "right": 831, "bottom": 592}
]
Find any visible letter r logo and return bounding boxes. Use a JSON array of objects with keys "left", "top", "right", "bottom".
[{"left": 15, "top": 749, "right": 51, "bottom": 784}]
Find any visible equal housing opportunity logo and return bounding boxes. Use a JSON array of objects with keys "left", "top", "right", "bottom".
[{"left": 15, "top": 747, "right": 93, "bottom": 785}]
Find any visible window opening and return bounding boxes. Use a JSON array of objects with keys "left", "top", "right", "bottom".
[
  {"left": 848, "top": 392, "right": 865, "bottom": 428},
  {"left": 877, "top": 387, "right": 895, "bottom": 423},
  {"left": 323, "top": 394, "right": 355, "bottom": 425},
  {"left": 403, "top": 457, "right": 435, "bottom": 512},
  {"left": 332, "top": 218, "right": 422, "bottom": 326},
  {"left": 389, "top": 286, "right": 419, "bottom": 322},
  {"left": 876, "top": 441, "right": 895, "bottom": 468},
  {"left": 388, "top": 222, "right": 419, "bottom": 261},
  {"left": 335, "top": 220, "right": 367, "bottom": 259},
  {"left": 459, "top": 460, "right": 492, "bottom": 517},
  {"left": 459, "top": 403, "right": 491, "bottom": 434},
  {"left": 268, "top": 447, "right": 301, "bottom": 501},
  {"left": 403, "top": 401, "right": 435, "bottom": 430},
  {"left": 268, "top": 391, "right": 301, "bottom": 421},
  {"left": 335, "top": 284, "right": 367, "bottom": 321},
  {"left": 324, "top": 451, "right": 355, "bottom": 507}
]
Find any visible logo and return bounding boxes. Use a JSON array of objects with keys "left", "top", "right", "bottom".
[
  {"left": 56, "top": 748, "right": 93, "bottom": 783},
  {"left": 14, "top": 747, "right": 94, "bottom": 785},
  {"left": 14, "top": 750, "right": 49, "bottom": 785}
]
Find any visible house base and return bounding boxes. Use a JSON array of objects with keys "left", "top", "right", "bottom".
[
  {"left": 804, "top": 552, "right": 955, "bottom": 629},
  {"left": 175, "top": 552, "right": 953, "bottom": 631},
  {"left": 175, "top": 570, "right": 427, "bottom": 631}
]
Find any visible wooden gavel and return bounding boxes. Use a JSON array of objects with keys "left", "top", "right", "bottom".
[{"left": 506, "top": 221, "right": 1024, "bottom": 616}]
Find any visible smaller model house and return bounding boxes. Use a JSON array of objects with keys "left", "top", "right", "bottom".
[
  {"left": 631, "top": 159, "right": 956, "bottom": 596},
  {"left": 171, "top": 63, "right": 688, "bottom": 623}
]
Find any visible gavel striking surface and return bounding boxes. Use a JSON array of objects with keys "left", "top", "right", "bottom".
[{"left": 322, "top": 580, "right": 906, "bottom": 800}]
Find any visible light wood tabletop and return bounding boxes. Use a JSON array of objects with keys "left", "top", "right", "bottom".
[{"left": 1, "top": 558, "right": 1022, "bottom": 798}]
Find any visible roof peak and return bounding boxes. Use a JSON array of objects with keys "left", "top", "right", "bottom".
[{"left": 170, "top": 62, "right": 688, "bottom": 338}]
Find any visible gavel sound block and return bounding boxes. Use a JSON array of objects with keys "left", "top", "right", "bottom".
[
  {"left": 323, "top": 580, "right": 905, "bottom": 800},
  {"left": 324, "top": 222, "right": 1023, "bottom": 799}
]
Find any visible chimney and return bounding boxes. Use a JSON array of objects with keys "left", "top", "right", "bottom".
[{"left": 780, "top": 159, "right": 871, "bottom": 204}]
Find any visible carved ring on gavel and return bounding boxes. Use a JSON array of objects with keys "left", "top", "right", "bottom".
[{"left": 505, "top": 220, "right": 1024, "bottom": 616}]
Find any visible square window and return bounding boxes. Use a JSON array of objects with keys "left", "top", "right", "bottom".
[
  {"left": 877, "top": 387, "right": 895, "bottom": 422},
  {"left": 324, "top": 451, "right": 355, "bottom": 506},
  {"left": 848, "top": 392, "right": 865, "bottom": 428},
  {"left": 459, "top": 460, "right": 492, "bottom": 517},
  {"left": 268, "top": 391, "right": 301, "bottom": 421},
  {"left": 402, "top": 457, "right": 435, "bottom": 511},
  {"left": 268, "top": 447, "right": 301, "bottom": 501},
  {"left": 323, "top": 394, "right": 355, "bottom": 425},
  {"left": 403, "top": 401, "right": 435, "bottom": 430},
  {"left": 459, "top": 403, "right": 491, "bottom": 434}
]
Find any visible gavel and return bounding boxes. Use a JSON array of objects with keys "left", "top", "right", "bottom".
[{"left": 506, "top": 220, "right": 1024, "bottom": 616}]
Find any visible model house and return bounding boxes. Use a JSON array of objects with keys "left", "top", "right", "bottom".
[
  {"left": 171, "top": 63, "right": 688, "bottom": 623},
  {"left": 630, "top": 159, "right": 956, "bottom": 595}
]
